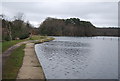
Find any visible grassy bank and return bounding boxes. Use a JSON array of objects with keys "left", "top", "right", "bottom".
[
  {"left": 2, "top": 40, "right": 26, "bottom": 53},
  {"left": 29, "top": 35, "right": 47, "bottom": 40},
  {"left": 2, "top": 35, "right": 55, "bottom": 79},
  {"left": 31, "top": 36, "right": 55, "bottom": 44},
  {"left": 0, "top": 42, "right": 2, "bottom": 54},
  {"left": 3, "top": 44, "right": 25, "bottom": 79},
  {"left": 2, "top": 35, "right": 55, "bottom": 53}
]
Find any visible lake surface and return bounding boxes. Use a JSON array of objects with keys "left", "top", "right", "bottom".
[{"left": 35, "top": 37, "right": 118, "bottom": 79}]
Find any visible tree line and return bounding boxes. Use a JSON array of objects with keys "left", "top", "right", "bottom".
[
  {"left": 39, "top": 17, "right": 96, "bottom": 36},
  {"left": 2, "top": 13, "right": 36, "bottom": 41},
  {"left": 38, "top": 17, "right": 120, "bottom": 37},
  {"left": 2, "top": 15, "right": 120, "bottom": 41}
]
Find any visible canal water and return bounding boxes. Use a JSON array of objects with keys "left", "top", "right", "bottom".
[{"left": 35, "top": 37, "right": 118, "bottom": 79}]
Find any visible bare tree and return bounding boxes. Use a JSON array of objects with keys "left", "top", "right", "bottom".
[
  {"left": 2, "top": 14, "right": 13, "bottom": 40},
  {"left": 8, "top": 22, "right": 12, "bottom": 40}
]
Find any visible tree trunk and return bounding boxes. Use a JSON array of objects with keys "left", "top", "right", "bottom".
[{"left": 8, "top": 23, "right": 12, "bottom": 41}]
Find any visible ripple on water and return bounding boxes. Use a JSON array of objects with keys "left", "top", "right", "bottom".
[{"left": 35, "top": 37, "right": 118, "bottom": 79}]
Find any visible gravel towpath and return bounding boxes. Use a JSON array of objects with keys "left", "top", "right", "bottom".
[{"left": 16, "top": 43, "right": 45, "bottom": 79}]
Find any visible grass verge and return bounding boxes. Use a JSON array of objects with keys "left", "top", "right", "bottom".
[
  {"left": 2, "top": 44, "right": 25, "bottom": 79},
  {"left": 0, "top": 42, "right": 2, "bottom": 54},
  {"left": 2, "top": 40, "right": 26, "bottom": 53},
  {"left": 29, "top": 35, "right": 47, "bottom": 40},
  {"left": 2, "top": 35, "right": 55, "bottom": 53},
  {"left": 29, "top": 35, "right": 55, "bottom": 44}
]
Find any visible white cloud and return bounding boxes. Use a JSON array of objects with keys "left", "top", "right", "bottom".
[
  {"left": 2, "top": 1, "right": 118, "bottom": 27},
  {"left": 29, "top": 21, "right": 40, "bottom": 28},
  {"left": 2, "top": 0, "right": 119, "bottom": 2}
]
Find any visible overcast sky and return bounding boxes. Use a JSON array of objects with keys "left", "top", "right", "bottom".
[{"left": 1, "top": 1, "right": 118, "bottom": 28}]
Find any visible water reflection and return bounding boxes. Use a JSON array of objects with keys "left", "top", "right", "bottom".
[{"left": 35, "top": 37, "right": 118, "bottom": 79}]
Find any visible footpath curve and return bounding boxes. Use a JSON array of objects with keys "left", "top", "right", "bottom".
[
  {"left": 2, "top": 40, "right": 46, "bottom": 80},
  {"left": 2, "top": 40, "right": 39, "bottom": 65}
]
